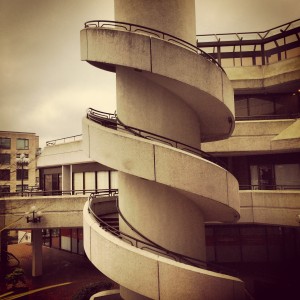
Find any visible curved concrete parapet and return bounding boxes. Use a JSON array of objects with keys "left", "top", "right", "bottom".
[
  {"left": 83, "top": 201, "right": 246, "bottom": 300},
  {"left": 80, "top": 27, "right": 235, "bottom": 142},
  {"left": 82, "top": 118, "right": 240, "bottom": 222}
]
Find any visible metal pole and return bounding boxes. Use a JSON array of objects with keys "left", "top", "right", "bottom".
[{"left": 21, "top": 161, "right": 24, "bottom": 197}]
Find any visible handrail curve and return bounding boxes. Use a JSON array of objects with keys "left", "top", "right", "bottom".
[
  {"left": 88, "top": 191, "right": 238, "bottom": 276},
  {"left": 86, "top": 107, "right": 228, "bottom": 170},
  {"left": 84, "top": 20, "right": 225, "bottom": 73}
]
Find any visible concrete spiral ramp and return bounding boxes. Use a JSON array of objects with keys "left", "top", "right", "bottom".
[{"left": 81, "top": 1, "right": 244, "bottom": 299}]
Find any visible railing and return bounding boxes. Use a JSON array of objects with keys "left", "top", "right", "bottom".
[
  {"left": 84, "top": 20, "right": 225, "bottom": 73},
  {"left": 88, "top": 192, "right": 237, "bottom": 276},
  {"left": 0, "top": 189, "right": 108, "bottom": 198},
  {"left": 46, "top": 134, "right": 82, "bottom": 146},
  {"left": 197, "top": 19, "right": 300, "bottom": 67},
  {"left": 236, "top": 113, "right": 300, "bottom": 121},
  {"left": 240, "top": 184, "right": 300, "bottom": 191},
  {"left": 86, "top": 108, "right": 228, "bottom": 170}
]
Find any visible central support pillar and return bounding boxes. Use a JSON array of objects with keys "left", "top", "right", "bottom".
[{"left": 31, "top": 229, "right": 43, "bottom": 277}]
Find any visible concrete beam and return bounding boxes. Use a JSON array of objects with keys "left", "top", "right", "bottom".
[{"left": 0, "top": 195, "right": 88, "bottom": 230}]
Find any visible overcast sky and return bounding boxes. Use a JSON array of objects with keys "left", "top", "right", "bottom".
[{"left": 0, "top": 0, "right": 299, "bottom": 147}]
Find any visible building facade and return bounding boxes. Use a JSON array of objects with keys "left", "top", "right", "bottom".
[
  {"left": 0, "top": 131, "right": 40, "bottom": 194},
  {"left": 33, "top": 9, "right": 300, "bottom": 300}
]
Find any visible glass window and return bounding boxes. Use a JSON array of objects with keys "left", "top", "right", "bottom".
[
  {"left": 249, "top": 97, "right": 275, "bottom": 116},
  {"left": 0, "top": 138, "right": 11, "bottom": 149},
  {"left": 73, "top": 172, "right": 83, "bottom": 192},
  {"left": 250, "top": 165, "right": 275, "bottom": 189},
  {"left": 60, "top": 228, "right": 71, "bottom": 251},
  {"left": 17, "top": 138, "right": 29, "bottom": 150},
  {"left": 97, "top": 171, "right": 109, "bottom": 190},
  {"left": 0, "top": 170, "right": 10, "bottom": 181},
  {"left": 275, "top": 164, "right": 300, "bottom": 189},
  {"left": 51, "top": 229, "right": 60, "bottom": 249},
  {"left": 240, "top": 226, "right": 268, "bottom": 262},
  {"left": 0, "top": 154, "right": 10, "bottom": 165},
  {"left": 235, "top": 98, "right": 248, "bottom": 117},
  {"left": 85, "top": 172, "right": 95, "bottom": 191},
  {"left": 16, "top": 184, "right": 28, "bottom": 192},
  {"left": 17, "top": 169, "right": 29, "bottom": 180},
  {"left": 275, "top": 93, "right": 299, "bottom": 115},
  {"left": 0, "top": 185, "right": 10, "bottom": 193},
  {"left": 215, "top": 227, "right": 241, "bottom": 262},
  {"left": 110, "top": 171, "right": 118, "bottom": 189}
]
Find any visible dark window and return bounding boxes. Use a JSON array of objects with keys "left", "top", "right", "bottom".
[
  {"left": 17, "top": 138, "right": 29, "bottom": 150},
  {"left": 235, "top": 93, "right": 300, "bottom": 119},
  {"left": 0, "top": 154, "right": 10, "bottom": 165},
  {"left": 0, "top": 185, "right": 10, "bottom": 193},
  {"left": 17, "top": 169, "right": 28, "bottom": 180},
  {"left": 0, "top": 138, "right": 11, "bottom": 149},
  {"left": 0, "top": 170, "right": 10, "bottom": 181},
  {"left": 16, "top": 184, "right": 28, "bottom": 192}
]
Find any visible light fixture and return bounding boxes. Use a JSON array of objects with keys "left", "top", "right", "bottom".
[
  {"left": 16, "top": 153, "right": 29, "bottom": 197},
  {"left": 26, "top": 206, "right": 42, "bottom": 223}
]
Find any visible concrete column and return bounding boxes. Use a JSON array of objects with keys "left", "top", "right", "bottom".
[
  {"left": 115, "top": 0, "right": 196, "bottom": 45},
  {"left": 31, "top": 229, "right": 43, "bottom": 277}
]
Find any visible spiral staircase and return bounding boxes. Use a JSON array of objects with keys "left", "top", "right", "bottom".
[{"left": 80, "top": 1, "right": 246, "bottom": 299}]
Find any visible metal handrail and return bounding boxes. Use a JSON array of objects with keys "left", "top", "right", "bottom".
[
  {"left": 197, "top": 18, "right": 300, "bottom": 43},
  {"left": 86, "top": 108, "right": 228, "bottom": 170},
  {"left": 0, "top": 189, "right": 113, "bottom": 198},
  {"left": 239, "top": 184, "right": 300, "bottom": 191},
  {"left": 235, "top": 113, "right": 300, "bottom": 121},
  {"left": 46, "top": 134, "right": 82, "bottom": 146},
  {"left": 197, "top": 18, "right": 300, "bottom": 66},
  {"left": 88, "top": 192, "right": 238, "bottom": 276},
  {"left": 84, "top": 20, "right": 225, "bottom": 74}
]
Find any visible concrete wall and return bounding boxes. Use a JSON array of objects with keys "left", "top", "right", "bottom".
[
  {"left": 37, "top": 140, "right": 94, "bottom": 168},
  {"left": 239, "top": 190, "right": 300, "bottom": 226},
  {"left": 226, "top": 56, "right": 300, "bottom": 92}
]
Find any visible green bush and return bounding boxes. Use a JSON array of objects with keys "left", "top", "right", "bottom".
[{"left": 72, "top": 281, "right": 115, "bottom": 300}]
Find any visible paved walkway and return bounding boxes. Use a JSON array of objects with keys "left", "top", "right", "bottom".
[{"left": 2, "top": 243, "right": 117, "bottom": 299}]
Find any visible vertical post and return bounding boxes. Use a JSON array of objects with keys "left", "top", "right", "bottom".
[
  {"left": 21, "top": 163, "right": 24, "bottom": 197},
  {"left": 0, "top": 230, "right": 9, "bottom": 291},
  {"left": 31, "top": 229, "right": 43, "bottom": 277}
]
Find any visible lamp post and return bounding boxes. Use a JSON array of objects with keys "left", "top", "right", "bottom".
[
  {"left": 26, "top": 206, "right": 42, "bottom": 223},
  {"left": 16, "top": 153, "right": 29, "bottom": 196}
]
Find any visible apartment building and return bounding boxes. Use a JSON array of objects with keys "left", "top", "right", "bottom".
[{"left": 0, "top": 131, "right": 39, "bottom": 194}]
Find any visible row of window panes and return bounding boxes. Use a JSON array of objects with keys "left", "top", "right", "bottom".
[
  {"left": 0, "top": 153, "right": 29, "bottom": 165},
  {"left": 73, "top": 171, "right": 118, "bottom": 192},
  {"left": 0, "top": 169, "right": 29, "bottom": 181},
  {"left": 206, "top": 225, "right": 300, "bottom": 263},
  {"left": 0, "top": 138, "right": 29, "bottom": 150},
  {"left": 0, "top": 185, "right": 29, "bottom": 194},
  {"left": 235, "top": 93, "right": 299, "bottom": 118}
]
